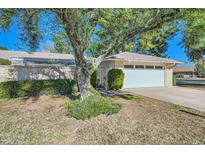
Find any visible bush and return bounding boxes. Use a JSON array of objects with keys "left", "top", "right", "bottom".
[
  {"left": 107, "top": 69, "right": 124, "bottom": 90},
  {"left": 42, "top": 79, "right": 78, "bottom": 95},
  {"left": 90, "top": 70, "right": 97, "bottom": 89},
  {"left": 0, "top": 79, "right": 77, "bottom": 98},
  {"left": 0, "top": 81, "right": 21, "bottom": 98},
  {"left": 66, "top": 94, "right": 121, "bottom": 120},
  {"left": 0, "top": 58, "right": 11, "bottom": 65},
  {"left": 173, "top": 74, "right": 177, "bottom": 86}
]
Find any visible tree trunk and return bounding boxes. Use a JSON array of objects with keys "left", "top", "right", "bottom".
[
  {"left": 74, "top": 51, "right": 106, "bottom": 100},
  {"left": 62, "top": 17, "right": 100, "bottom": 100},
  {"left": 76, "top": 65, "right": 92, "bottom": 100}
]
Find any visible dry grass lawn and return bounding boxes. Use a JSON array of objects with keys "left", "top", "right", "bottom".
[{"left": 0, "top": 94, "right": 205, "bottom": 144}]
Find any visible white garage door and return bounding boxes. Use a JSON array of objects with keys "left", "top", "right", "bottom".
[{"left": 123, "top": 69, "right": 165, "bottom": 88}]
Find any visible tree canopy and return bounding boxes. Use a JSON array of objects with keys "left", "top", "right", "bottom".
[
  {"left": 1, "top": 9, "right": 204, "bottom": 60},
  {"left": 0, "top": 46, "right": 8, "bottom": 50},
  {"left": 0, "top": 9, "right": 180, "bottom": 57},
  {"left": 52, "top": 32, "right": 72, "bottom": 54},
  {"left": 181, "top": 9, "right": 205, "bottom": 61},
  {"left": 133, "top": 21, "right": 178, "bottom": 57}
]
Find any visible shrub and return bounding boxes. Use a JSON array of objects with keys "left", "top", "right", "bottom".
[
  {"left": 66, "top": 94, "right": 121, "bottom": 120},
  {"left": 90, "top": 70, "right": 97, "bottom": 89},
  {"left": 173, "top": 74, "right": 177, "bottom": 86},
  {"left": 0, "top": 81, "right": 21, "bottom": 98},
  {"left": 0, "top": 58, "right": 11, "bottom": 65},
  {"left": 42, "top": 79, "right": 78, "bottom": 95},
  {"left": 0, "top": 79, "right": 77, "bottom": 98},
  {"left": 107, "top": 69, "right": 124, "bottom": 90}
]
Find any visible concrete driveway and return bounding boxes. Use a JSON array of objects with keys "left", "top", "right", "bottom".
[{"left": 124, "top": 87, "right": 205, "bottom": 112}]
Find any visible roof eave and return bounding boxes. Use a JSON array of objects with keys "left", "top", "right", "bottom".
[
  {"left": 120, "top": 59, "right": 185, "bottom": 64},
  {"left": 103, "top": 58, "right": 185, "bottom": 64},
  {"left": 173, "top": 61, "right": 185, "bottom": 64}
]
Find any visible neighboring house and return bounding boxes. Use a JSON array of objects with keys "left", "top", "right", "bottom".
[
  {"left": 0, "top": 50, "right": 75, "bottom": 66},
  {"left": 98, "top": 52, "right": 183, "bottom": 89},
  {"left": 0, "top": 50, "right": 75, "bottom": 82},
  {"left": 173, "top": 66, "right": 198, "bottom": 78},
  {"left": 0, "top": 50, "right": 183, "bottom": 89}
]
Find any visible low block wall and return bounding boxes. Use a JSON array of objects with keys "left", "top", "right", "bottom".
[{"left": 0, "top": 65, "right": 75, "bottom": 82}]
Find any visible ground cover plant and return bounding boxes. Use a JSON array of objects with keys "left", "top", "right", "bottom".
[{"left": 66, "top": 89, "right": 121, "bottom": 120}]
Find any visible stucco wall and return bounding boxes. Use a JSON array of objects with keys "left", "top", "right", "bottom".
[
  {"left": 0, "top": 65, "right": 75, "bottom": 82},
  {"left": 164, "top": 68, "right": 173, "bottom": 87},
  {"left": 0, "top": 66, "right": 11, "bottom": 82},
  {"left": 97, "top": 61, "right": 116, "bottom": 89},
  {"left": 164, "top": 64, "right": 174, "bottom": 87}
]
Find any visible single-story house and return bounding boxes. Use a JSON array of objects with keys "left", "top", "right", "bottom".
[
  {"left": 173, "top": 66, "right": 198, "bottom": 78},
  {"left": 0, "top": 50, "right": 76, "bottom": 82},
  {"left": 98, "top": 52, "right": 183, "bottom": 89},
  {"left": 0, "top": 50, "right": 183, "bottom": 89},
  {"left": 0, "top": 50, "right": 75, "bottom": 66}
]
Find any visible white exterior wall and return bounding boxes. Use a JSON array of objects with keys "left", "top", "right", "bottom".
[
  {"left": 0, "top": 66, "right": 11, "bottom": 82},
  {"left": 164, "top": 68, "right": 173, "bottom": 87},
  {"left": 0, "top": 65, "right": 75, "bottom": 82}
]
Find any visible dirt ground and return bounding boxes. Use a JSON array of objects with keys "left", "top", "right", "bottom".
[{"left": 0, "top": 95, "right": 205, "bottom": 144}]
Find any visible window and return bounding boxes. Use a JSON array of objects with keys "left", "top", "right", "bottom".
[
  {"left": 155, "top": 66, "right": 163, "bottom": 69},
  {"left": 135, "top": 65, "right": 144, "bottom": 69},
  {"left": 124, "top": 65, "right": 134, "bottom": 69},
  {"left": 10, "top": 57, "right": 24, "bottom": 66},
  {"left": 145, "top": 65, "right": 154, "bottom": 69}
]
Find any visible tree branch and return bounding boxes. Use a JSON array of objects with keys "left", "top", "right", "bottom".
[
  {"left": 91, "top": 10, "right": 180, "bottom": 71},
  {"left": 123, "top": 11, "right": 179, "bottom": 42}
]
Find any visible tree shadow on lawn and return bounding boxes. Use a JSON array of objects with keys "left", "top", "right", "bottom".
[
  {"left": 20, "top": 93, "right": 78, "bottom": 104},
  {"left": 179, "top": 109, "right": 205, "bottom": 119}
]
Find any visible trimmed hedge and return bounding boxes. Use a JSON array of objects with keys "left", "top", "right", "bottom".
[
  {"left": 107, "top": 69, "right": 124, "bottom": 90},
  {"left": 90, "top": 70, "right": 97, "bottom": 89},
  {"left": 0, "top": 58, "right": 11, "bottom": 65},
  {"left": 0, "top": 79, "right": 77, "bottom": 98}
]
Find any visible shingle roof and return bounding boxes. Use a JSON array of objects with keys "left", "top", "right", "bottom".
[
  {"left": 173, "top": 66, "right": 195, "bottom": 73},
  {"left": 0, "top": 50, "right": 74, "bottom": 60},
  {"left": 0, "top": 50, "right": 184, "bottom": 64},
  {"left": 107, "top": 52, "right": 184, "bottom": 64}
]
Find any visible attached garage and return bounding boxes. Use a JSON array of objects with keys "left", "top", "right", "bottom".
[
  {"left": 98, "top": 52, "right": 184, "bottom": 89},
  {"left": 123, "top": 69, "right": 165, "bottom": 88}
]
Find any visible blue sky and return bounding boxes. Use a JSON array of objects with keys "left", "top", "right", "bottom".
[
  {"left": 166, "top": 31, "right": 193, "bottom": 66},
  {"left": 0, "top": 22, "right": 193, "bottom": 66}
]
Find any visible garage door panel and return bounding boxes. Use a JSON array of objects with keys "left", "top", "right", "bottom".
[{"left": 123, "top": 69, "right": 164, "bottom": 88}]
